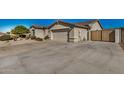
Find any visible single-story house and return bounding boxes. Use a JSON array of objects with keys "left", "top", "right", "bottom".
[
  {"left": 30, "top": 25, "right": 49, "bottom": 39},
  {"left": 48, "top": 20, "right": 89, "bottom": 42},
  {"left": 0, "top": 32, "right": 6, "bottom": 37},
  {"left": 74, "top": 20, "right": 103, "bottom": 40},
  {"left": 74, "top": 19, "right": 103, "bottom": 31},
  {"left": 30, "top": 19, "right": 103, "bottom": 42}
]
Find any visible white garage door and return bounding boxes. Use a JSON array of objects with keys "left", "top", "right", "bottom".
[{"left": 52, "top": 29, "right": 68, "bottom": 42}]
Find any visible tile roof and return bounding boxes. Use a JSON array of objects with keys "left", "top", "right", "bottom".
[
  {"left": 74, "top": 19, "right": 98, "bottom": 26},
  {"left": 31, "top": 19, "right": 103, "bottom": 30},
  {"left": 48, "top": 20, "right": 89, "bottom": 29},
  {"left": 30, "top": 25, "right": 47, "bottom": 29},
  {"left": 75, "top": 19, "right": 103, "bottom": 29}
]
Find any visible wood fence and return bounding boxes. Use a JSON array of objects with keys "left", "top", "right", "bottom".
[{"left": 91, "top": 30, "right": 115, "bottom": 42}]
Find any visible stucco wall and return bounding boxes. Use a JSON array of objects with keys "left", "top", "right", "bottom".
[
  {"left": 68, "top": 28, "right": 74, "bottom": 42},
  {"left": 79, "top": 28, "right": 88, "bottom": 41},
  {"left": 30, "top": 28, "right": 34, "bottom": 36},
  {"left": 89, "top": 21, "right": 102, "bottom": 31},
  {"left": 115, "top": 28, "right": 121, "bottom": 43},
  {"left": 50, "top": 24, "right": 69, "bottom": 30},
  {"left": 68, "top": 28, "right": 78, "bottom": 42},
  {"left": 44, "top": 29, "right": 49, "bottom": 36},
  {"left": 74, "top": 27, "right": 88, "bottom": 42},
  {"left": 35, "top": 29, "right": 45, "bottom": 38},
  {"left": 30, "top": 28, "right": 45, "bottom": 38},
  {"left": 68, "top": 27, "right": 88, "bottom": 42}
]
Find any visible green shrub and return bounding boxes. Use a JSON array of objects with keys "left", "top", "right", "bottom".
[
  {"left": 0, "top": 35, "right": 12, "bottom": 41},
  {"left": 35, "top": 38, "right": 43, "bottom": 41},
  {"left": 25, "top": 34, "right": 31, "bottom": 40}
]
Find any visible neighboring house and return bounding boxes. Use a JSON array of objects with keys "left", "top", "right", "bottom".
[
  {"left": 30, "top": 25, "right": 48, "bottom": 39},
  {"left": 30, "top": 19, "right": 103, "bottom": 42},
  {"left": 0, "top": 32, "right": 6, "bottom": 37},
  {"left": 75, "top": 19, "right": 103, "bottom": 31},
  {"left": 75, "top": 19, "right": 103, "bottom": 40}
]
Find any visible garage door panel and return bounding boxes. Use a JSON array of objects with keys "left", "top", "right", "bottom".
[{"left": 53, "top": 32, "right": 68, "bottom": 42}]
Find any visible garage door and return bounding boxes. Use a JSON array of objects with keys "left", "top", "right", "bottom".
[{"left": 53, "top": 31, "right": 68, "bottom": 42}]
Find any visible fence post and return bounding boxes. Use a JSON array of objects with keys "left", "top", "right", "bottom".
[{"left": 88, "top": 30, "right": 91, "bottom": 41}]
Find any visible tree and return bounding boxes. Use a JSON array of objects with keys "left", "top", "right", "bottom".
[
  {"left": 11, "top": 25, "right": 29, "bottom": 35},
  {"left": 6, "top": 32, "right": 10, "bottom": 34}
]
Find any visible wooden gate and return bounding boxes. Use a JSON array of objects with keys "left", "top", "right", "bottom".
[
  {"left": 91, "top": 30, "right": 115, "bottom": 42},
  {"left": 102, "top": 30, "right": 115, "bottom": 42},
  {"left": 91, "top": 31, "right": 101, "bottom": 41}
]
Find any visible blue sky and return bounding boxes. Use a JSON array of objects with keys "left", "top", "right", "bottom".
[{"left": 0, "top": 19, "right": 124, "bottom": 32}]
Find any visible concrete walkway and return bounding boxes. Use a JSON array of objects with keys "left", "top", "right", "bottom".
[{"left": 0, "top": 41, "right": 124, "bottom": 74}]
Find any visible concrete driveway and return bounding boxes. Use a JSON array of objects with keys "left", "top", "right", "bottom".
[{"left": 0, "top": 41, "right": 124, "bottom": 74}]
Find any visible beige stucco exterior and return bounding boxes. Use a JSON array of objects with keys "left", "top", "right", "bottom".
[
  {"left": 30, "top": 28, "right": 47, "bottom": 39},
  {"left": 30, "top": 20, "right": 103, "bottom": 43},
  {"left": 49, "top": 23, "right": 88, "bottom": 42},
  {"left": 74, "top": 27, "right": 88, "bottom": 41},
  {"left": 50, "top": 24, "right": 69, "bottom": 30},
  {"left": 89, "top": 21, "right": 102, "bottom": 31},
  {"left": 68, "top": 27, "right": 88, "bottom": 42},
  {"left": 34, "top": 29, "right": 45, "bottom": 38},
  {"left": 115, "top": 28, "right": 122, "bottom": 43}
]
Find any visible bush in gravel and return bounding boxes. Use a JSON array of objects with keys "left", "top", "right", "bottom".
[
  {"left": 25, "top": 34, "right": 31, "bottom": 40},
  {"left": 30, "top": 36, "right": 36, "bottom": 40},
  {"left": 25, "top": 36, "right": 30, "bottom": 40},
  {"left": 0, "top": 35, "right": 12, "bottom": 41},
  {"left": 44, "top": 35, "right": 49, "bottom": 40},
  {"left": 35, "top": 38, "right": 43, "bottom": 41}
]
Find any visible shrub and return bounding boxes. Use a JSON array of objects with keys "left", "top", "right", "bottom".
[
  {"left": 11, "top": 35, "right": 18, "bottom": 41},
  {"left": 25, "top": 36, "right": 30, "bottom": 40},
  {"left": 31, "top": 36, "right": 36, "bottom": 40},
  {"left": 25, "top": 34, "right": 31, "bottom": 40},
  {"left": 35, "top": 38, "right": 43, "bottom": 41},
  {"left": 0, "top": 35, "right": 12, "bottom": 41},
  {"left": 44, "top": 35, "right": 49, "bottom": 40},
  {"left": 19, "top": 34, "right": 26, "bottom": 38}
]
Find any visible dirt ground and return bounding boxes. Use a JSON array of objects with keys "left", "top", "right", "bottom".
[
  {"left": 0, "top": 39, "right": 38, "bottom": 48},
  {"left": 0, "top": 40, "right": 124, "bottom": 74}
]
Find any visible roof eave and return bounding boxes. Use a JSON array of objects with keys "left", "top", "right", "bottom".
[{"left": 30, "top": 25, "right": 47, "bottom": 29}]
